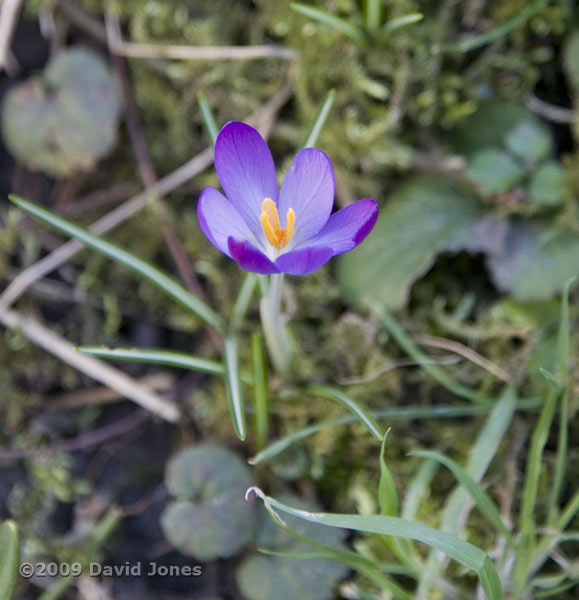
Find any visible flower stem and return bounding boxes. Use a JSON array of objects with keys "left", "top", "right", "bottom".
[{"left": 259, "top": 273, "right": 290, "bottom": 374}]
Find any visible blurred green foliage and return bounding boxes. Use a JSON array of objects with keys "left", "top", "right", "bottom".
[{"left": 2, "top": 2, "right": 579, "bottom": 597}]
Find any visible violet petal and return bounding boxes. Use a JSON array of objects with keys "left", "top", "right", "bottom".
[
  {"left": 215, "top": 122, "right": 278, "bottom": 239},
  {"left": 197, "top": 186, "right": 254, "bottom": 257},
  {"left": 278, "top": 148, "right": 335, "bottom": 246},
  {"left": 311, "top": 199, "right": 378, "bottom": 255},
  {"left": 275, "top": 246, "right": 333, "bottom": 276},
  {"left": 228, "top": 238, "right": 280, "bottom": 274}
]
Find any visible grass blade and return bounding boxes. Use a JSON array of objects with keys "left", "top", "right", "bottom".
[
  {"left": 301, "top": 89, "right": 336, "bottom": 149},
  {"left": 249, "top": 397, "right": 542, "bottom": 465},
  {"left": 256, "top": 502, "right": 414, "bottom": 600},
  {"left": 9, "top": 196, "right": 225, "bottom": 333},
  {"left": 231, "top": 273, "right": 258, "bottom": 330},
  {"left": 417, "top": 385, "right": 517, "bottom": 598},
  {"left": 76, "top": 346, "right": 226, "bottom": 377},
  {"left": 379, "top": 429, "right": 398, "bottom": 517},
  {"left": 368, "top": 299, "right": 487, "bottom": 403},
  {"left": 515, "top": 281, "right": 574, "bottom": 589},
  {"left": 379, "top": 430, "right": 422, "bottom": 572},
  {"left": 309, "top": 384, "right": 383, "bottom": 440},
  {"left": 0, "top": 520, "right": 19, "bottom": 600},
  {"left": 402, "top": 459, "right": 438, "bottom": 521},
  {"left": 514, "top": 389, "right": 559, "bottom": 590},
  {"left": 251, "top": 334, "right": 269, "bottom": 451},
  {"left": 547, "top": 277, "right": 575, "bottom": 524},
  {"left": 291, "top": 3, "right": 366, "bottom": 45},
  {"left": 249, "top": 488, "right": 503, "bottom": 600},
  {"left": 443, "top": 0, "right": 548, "bottom": 53},
  {"left": 364, "top": 0, "right": 381, "bottom": 32},
  {"left": 381, "top": 13, "right": 423, "bottom": 35},
  {"left": 197, "top": 92, "right": 219, "bottom": 145},
  {"left": 412, "top": 450, "right": 512, "bottom": 541},
  {"left": 224, "top": 335, "right": 246, "bottom": 440}
]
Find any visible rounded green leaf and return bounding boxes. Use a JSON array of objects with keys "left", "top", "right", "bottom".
[
  {"left": 465, "top": 148, "right": 526, "bottom": 194},
  {"left": 161, "top": 500, "right": 255, "bottom": 561},
  {"left": 487, "top": 221, "right": 579, "bottom": 301},
  {"left": 528, "top": 161, "right": 565, "bottom": 207},
  {"left": 337, "top": 176, "right": 486, "bottom": 309},
  {"left": 2, "top": 47, "right": 121, "bottom": 177},
  {"left": 452, "top": 100, "right": 539, "bottom": 155},
  {"left": 161, "top": 444, "right": 256, "bottom": 560},
  {"left": 504, "top": 120, "right": 552, "bottom": 163}
]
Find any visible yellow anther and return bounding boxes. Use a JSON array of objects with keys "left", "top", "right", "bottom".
[{"left": 260, "top": 198, "right": 295, "bottom": 250}]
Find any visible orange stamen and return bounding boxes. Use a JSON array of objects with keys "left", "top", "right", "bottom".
[{"left": 260, "top": 198, "right": 295, "bottom": 250}]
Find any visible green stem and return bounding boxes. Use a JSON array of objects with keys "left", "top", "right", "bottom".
[{"left": 259, "top": 273, "right": 290, "bottom": 374}]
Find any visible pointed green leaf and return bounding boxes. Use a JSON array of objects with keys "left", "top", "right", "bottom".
[
  {"left": 381, "top": 13, "right": 423, "bottom": 35},
  {"left": 0, "top": 520, "right": 19, "bottom": 600},
  {"left": 248, "top": 488, "right": 503, "bottom": 600},
  {"left": 379, "top": 429, "right": 398, "bottom": 517},
  {"left": 309, "top": 385, "right": 382, "bottom": 440},
  {"left": 75, "top": 346, "right": 255, "bottom": 381},
  {"left": 197, "top": 92, "right": 219, "bottom": 145},
  {"left": 302, "top": 89, "right": 336, "bottom": 149},
  {"left": 291, "top": 3, "right": 366, "bottom": 45},
  {"left": 412, "top": 450, "right": 512, "bottom": 540},
  {"left": 224, "top": 336, "right": 246, "bottom": 440},
  {"left": 251, "top": 334, "right": 269, "bottom": 452}
]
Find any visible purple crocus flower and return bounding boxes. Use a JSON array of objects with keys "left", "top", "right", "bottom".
[{"left": 197, "top": 121, "right": 378, "bottom": 275}]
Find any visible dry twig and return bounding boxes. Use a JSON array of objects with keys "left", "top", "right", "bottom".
[
  {"left": 0, "top": 0, "right": 24, "bottom": 74},
  {"left": 0, "top": 309, "right": 180, "bottom": 422},
  {"left": 105, "top": 15, "right": 297, "bottom": 62},
  {"left": 412, "top": 333, "right": 513, "bottom": 383}
]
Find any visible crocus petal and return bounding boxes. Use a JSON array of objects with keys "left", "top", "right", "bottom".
[
  {"left": 228, "top": 238, "right": 279, "bottom": 274},
  {"left": 275, "top": 246, "right": 333, "bottom": 276},
  {"left": 215, "top": 122, "right": 278, "bottom": 238},
  {"left": 197, "top": 186, "right": 254, "bottom": 257},
  {"left": 310, "top": 199, "right": 378, "bottom": 255},
  {"left": 278, "top": 148, "right": 335, "bottom": 246}
]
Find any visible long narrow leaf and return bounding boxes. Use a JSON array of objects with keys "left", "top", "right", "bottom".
[
  {"left": 402, "top": 459, "right": 438, "bottom": 521},
  {"left": 249, "top": 488, "right": 503, "bottom": 600},
  {"left": 417, "top": 386, "right": 517, "bottom": 598},
  {"left": 77, "top": 346, "right": 226, "bottom": 375},
  {"left": 367, "top": 300, "right": 487, "bottom": 403},
  {"left": 9, "top": 196, "right": 225, "bottom": 333},
  {"left": 514, "top": 388, "right": 559, "bottom": 590},
  {"left": 224, "top": 336, "right": 246, "bottom": 440},
  {"left": 379, "top": 430, "right": 398, "bottom": 516},
  {"left": 231, "top": 273, "right": 258, "bottom": 330},
  {"left": 302, "top": 89, "right": 336, "bottom": 149},
  {"left": 251, "top": 334, "right": 269, "bottom": 451},
  {"left": 0, "top": 521, "right": 19, "bottom": 600},
  {"left": 197, "top": 92, "right": 219, "bottom": 145},
  {"left": 309, "top": 385, "right": 383, "bottom": 440},
  {"left": 412, "top": 450, "right": 512, "bottom": 541},
  {"left": 379, "top": 431, "right": 422, "bottom": 572},
  {"left": 291, "top": 3, "right": 366, "bottom": 45},
  {"left": 548, "top": 278, "right": 575, "bottom": 524},
  {"left": 257, "top": 503, "right": 414, "bottom": 600},
  {"left": 364, "top": 0, "right": 381, "bottom": 32},
  {"left": 443, "top": 0, "right": 548, "bottom": 52},
  {"left": 249, "top": 397, "right": 542, "bottom": 465},
  {"left": 381, "top": 13, "right": 423, "bottom": 35}
]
